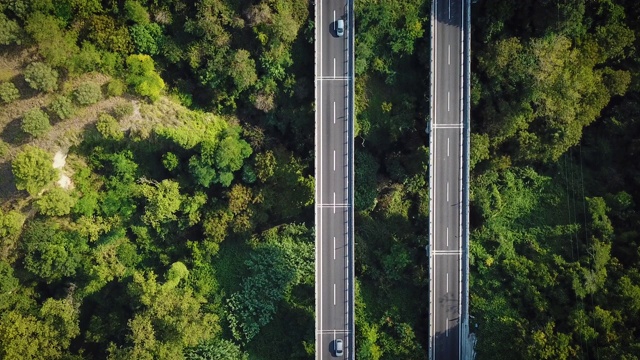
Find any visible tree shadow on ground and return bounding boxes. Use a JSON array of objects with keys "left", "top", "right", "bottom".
[
  {"left": 0, "top": 117, "right": 29, "bottom": 146},
  {"left": 0, "top": 160, "right": 20, "bottom": 202}
]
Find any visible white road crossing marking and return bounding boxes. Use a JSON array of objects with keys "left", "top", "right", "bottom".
[
  {"left": 432, "top": 124, "right": 463, "bottom": 129},
  {"left": 316, "top": 330, "right": 352, "bottom": 334},
  {"left": 316, "top": 76, "right": 351, "bottom": 81},
  {"left": 433, "top": 250, "right": 462, "bottom": 255}
]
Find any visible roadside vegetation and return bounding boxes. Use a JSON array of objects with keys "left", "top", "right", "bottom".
[{"left": 0, "top": 0, "right": 639, "bottom": 359}]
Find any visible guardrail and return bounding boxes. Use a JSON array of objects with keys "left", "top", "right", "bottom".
[
  {"left": 461, "top": 0, "right": 471, "bottom": 358},
  {"left": 427, "top": 0, "right": 436, "bottom": 357},
  {"left": 348, "top": 0, "right": 356, "bottom": 358}
]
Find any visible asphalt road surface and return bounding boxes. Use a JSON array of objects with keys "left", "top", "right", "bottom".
[
  {"left": 315, "top": 0, "right": 353, "bottom": 359},
  {"left": 430, "top": 0, "right": 463, "bottom": 358}
]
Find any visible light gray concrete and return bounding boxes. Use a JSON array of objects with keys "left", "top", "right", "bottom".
[{"left": 315, "top": 0, "right": 353, "bottom": 359}]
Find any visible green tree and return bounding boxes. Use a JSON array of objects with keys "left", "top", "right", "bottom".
[
  {"left": 96, "top": 113, "right": 124, "bottom": 140},
  {"left": 0, "top": 209, "right": 25, "bottom": 240},
  {"left": 106, "top": 79, "right": 126, "bottom": 97},
  {"left": 88, "top": 15, "right": 132, "bottom": 53},
  {"left": 36, "top": 187, "right": 76, "bottom": 216},
  {"left": 49, "top": 95, "right": 75, "bottom": 120},
  {"left": 23, "top": 62, "right": 58, "bottom": 93},
  {"left": 74, "top": 82, "right": 102, "bottom": 106},
  {"left": 355, "top": 150, "right": 379, "bottom": 212},
  {"left": 0, "top": 13, "right": 22, "bottom": 45},
  {"left": 226, "top": 224, "right": 313, "bottom": 343},
  {"left": 184, "top": 339, "right": 248, "bottom": 360},
  {"left": 125, "top": 54, "right": 165, "bottom": 101},
  {"left": 0, "top": 82, "right": 19, "bottom": 104},
  {"left": 470, "top": 133, "right": 490, "bottom": 169},
  {"left": 0, "top": 305, "right": 78, "bottom": 360},
  {"left": 228, "top": 49, "right": 257, "bottom": 91},
  {"left": 124, "top": 0, "right": 150, "bottom": 24},
  {"left": 111, "top": 269, "right": 220, "bottom": 359},
  {"left": 130, "top": 23, "right": 163, "bottom": 55},
  {"left": 140, "top": 179, "right": 182, "bottom": 232},
  {"left": 21, "top": 220, "right": 87, "bottom": 283},
  {"left": 21, "top": 108, "right": 51, "bottom": 137},
  {"left": 69, "top": 41, "right": 103, "bottom": 74},
  {"left": 12, "top": 146, "right": 58, "bottom": 195},
  {"left": 24, "top": 13, "right": 78, "bottom": 68},
  {"left": 162, "top": 152, "right": 179, "bottom": 171},
  {"left": 226, "top": 245, "right": 295, "bottom": 343}
]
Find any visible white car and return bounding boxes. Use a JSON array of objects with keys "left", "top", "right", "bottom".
[
  {"left": 334, "top": 339, "right": 343, "bottom": 356},
  {"left": 336, "top": 19, "right": 344, "bottom": 37}
]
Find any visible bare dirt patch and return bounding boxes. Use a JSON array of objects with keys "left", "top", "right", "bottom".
[{"left": 53, "top": 150, "right": 73, "bottom": 190}]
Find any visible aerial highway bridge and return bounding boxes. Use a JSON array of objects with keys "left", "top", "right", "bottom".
[
  {"left": 314, "top": 0, "right": 355, "bottom": 359},
  {"left": 428, "top": 0, "right": 472, "bottom": 359}
]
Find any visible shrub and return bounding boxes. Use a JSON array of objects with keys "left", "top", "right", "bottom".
[
  {"left": 69, "top": 41, "right": 102, "bottom": 74},
  {"left": 37, "top": 187, "right": 76, "bottom": 216},
  {"left": 112, "top": 102, "right": 134, "bottom": 119},
  {"left": 74, "top": 82, "right": 102, "bottom": 105},
  {"left": 0, "top": 82, "right": 19, "bottom": 103},
  {"left": 23, "top": 62, "right": 58, "bottom": 93},
  {"left": 106, "top": 79, "right": 126, "bottom": 97},
  {"left": 0, "top": 140, "right": 9, "bottom": 158},
  {"left": 96, "top": 113, "right": 123, "bottom": 140},
  {"left": 21, "top": 108, "right": 51, "bottom": 137},
  {"left": 49, "top": 96, "right": 75, "bottom": 120}
]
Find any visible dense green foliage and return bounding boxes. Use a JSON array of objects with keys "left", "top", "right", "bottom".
[{"left": 469, "top": 0, "right": 640, "bottom": 358}]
